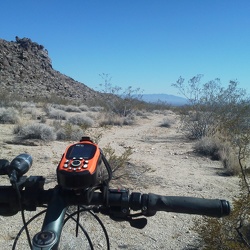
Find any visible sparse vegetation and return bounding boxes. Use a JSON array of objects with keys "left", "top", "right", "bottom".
[
  {"left": 99, "top": 113, "right": 136, "bottom": 126},
  {"left": 194, "top": 136, "right": 223, "bottom": 160},
  {"left": 56, "top": 124, "right": 84, "bottom": 141},
  {"left": 172, "top": 76, "right": 248, "bottom": 140},
  {"left": 159, "top": 117, "right": 174, "bottom": 128},
  {"left": 194, "top": 136, "right": 240, "bottom": 175},
  {"left": 172, "top": 75, "right": 250, "bottom": 249},
  {"left": 67, "top": 114, "right": 94, "bottom": 128},
  {"left": 0, "top": 107, "right": 20, "bottom": 124},
  {"left": 51, "top": 104, "right": 82, "bottom": 113},
  {"left": 79, "top": 104, "right": 89, "bottom": 111},
  {"left": 98, "top": 73, "right": 144, "bottom": 117},
  {"left": 14, "top": 123, "right": 56, "bottom": 141},
  {"left": 46, "top": 107, "right": 68, "bottom": 120},
  {"left": 102, "top": 144, "right": 132, "bottom": 180}
]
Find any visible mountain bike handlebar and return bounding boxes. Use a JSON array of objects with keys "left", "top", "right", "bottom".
[
  {"left": 0, "top": 178, "right": 230, "bottom": 218},
  {"left": 0, "top": 151, "right": 231, "bottom": 250}
]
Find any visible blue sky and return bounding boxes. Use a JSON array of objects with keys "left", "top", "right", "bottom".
[{"left": 1, "top": 0, "right": 250, "bottom": 96}]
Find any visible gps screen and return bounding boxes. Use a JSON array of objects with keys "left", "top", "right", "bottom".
[{"left": 66, "top": 144, "right": 97, "bottom": 160}]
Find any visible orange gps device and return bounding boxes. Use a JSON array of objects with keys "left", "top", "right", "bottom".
[{"left": 57, "top": 137, "right": 107, "bottom": 190}]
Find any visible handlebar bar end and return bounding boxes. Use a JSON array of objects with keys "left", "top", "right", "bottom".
[{"left": 220, "top": 200, "right": 231, "bottom": 216}]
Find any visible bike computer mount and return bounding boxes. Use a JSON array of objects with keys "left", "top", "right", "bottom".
[{"left": 57, "top": 137, "right": 111, "bottom": 191}]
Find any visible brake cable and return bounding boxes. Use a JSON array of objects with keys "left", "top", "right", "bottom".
[{"left": 12, "top": 181, "right": 33, "bottom": 249}]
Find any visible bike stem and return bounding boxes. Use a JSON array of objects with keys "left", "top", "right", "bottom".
[{"left": 32, "top": 188, "right": 67, "bottom": 250}]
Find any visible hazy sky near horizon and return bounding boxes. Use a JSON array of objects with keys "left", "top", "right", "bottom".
[{"left": 1, "top": 0, "right": 250, "bottom": 96}]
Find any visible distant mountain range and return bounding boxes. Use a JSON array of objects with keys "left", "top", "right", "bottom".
[{"left": 141, "top": 94, "right": 188, "bottom": 106}]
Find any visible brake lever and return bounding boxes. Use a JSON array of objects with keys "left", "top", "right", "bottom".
[{"left": 95, "top": 206, "right": 148, "bottom": 229}]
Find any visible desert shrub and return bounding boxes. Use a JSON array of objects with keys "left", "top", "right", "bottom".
[
  {"left": 18, "top": 101, "right": 36, "bottom": 109},
  {"left": 160, "top": 117, "right": 174, "bottom": 128},
  {"left": 22, "top": 106, "right": 40, "bottom": 119},
  {"left": 79, "top": 104, "right": 89, "bottom": 111},
  {"left": 193, "top": 141, "right": 250, "bottom": 249},
  {"left": 219, "top": 145, "right": 240, "bottom": 176},
  {"left": 194, "top": 185, "right": 250, "bottom": 250},
  {"left": 56, "top": 124, "right": 84, "bottom": 141},
  {"left": 0, "top": 107, "right": 20, "bottom": 124},
  {"left": 14, "top": 123, "right": 56, "bottom": 141},
  {"left": 98, "top": 73, "right": 143, "bottom": 117},
  {"left": 85, "top": 111, "right": 98, "bottom": 120},
  {"left": 67, "top": 114, "right": 94, "bottom": 128},
  {"left": 172, "top": 76, "right": 249, "bottom": 140},
  {"left": 99, "top": 114, "right": 123, "bottom": 126},
  {"left": 99, "top": 113, "right": 135, "bottom": 126},
  {"left": 62, "top": 105, "right": 81, "bottom": 112},
  {"left": 39, "top": 115, "right": 47, "bottom": 123},
  {"left": 49, "top": 104, "right": 82, "bottom": 112},
  {"left": 47, "top": 107, "right": 68, "bottom": 120},
  {"left": 194, "top": 136, "right": 240, "bottom": 175},
  {"left": 172, "top": 75, "right": 250, "bottom": 248},
  {"left": 123, "top": 115, "right": 136, "bottom": 125},
  {"left": 0, "top": 90, "right": 12, "bottom": 107},
  {"left": 89, "top": 106, "right": 104, "bottom": 112},
  {"left": 134, "top": 109, "right": 148, "bottom": 116},
  {"left": 194, "top": 136, "right": 222, "bottom": 160},
  {"left": 102, "top": 144, "right": 132, "bottom": 179},
  {"left": 152, "top": 109, "right": 167, "bottom": 114}
]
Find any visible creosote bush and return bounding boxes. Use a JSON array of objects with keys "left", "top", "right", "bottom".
[
  {"left": 172, "top": 75, "right": 250, "bottom": 248},
  {"left": 98, "top": 73, "right": 143, "bottom": 117},
  {"left": 102, "top": 144, "right": 132, "bottom": 180}
]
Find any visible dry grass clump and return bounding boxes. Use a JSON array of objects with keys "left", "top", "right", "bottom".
[
  {"left": 49, "top": 104, "right": 81, "bottom": 112},
  {"left": 194, "top": 136, "right": 240, "bottom": 175},
  {"left": 99, "top": 114, "right": 136, "bottom": 126},
  {"left": 0, "top": 107, "right": 20, "bottom": 124},
  {"left": 14, "top": 123, "right": 56, "bottom": 141},
  {"left": 61, "top": 105, "right": 82, "bottom": 113},
  {"left": 46, "top": 107, "right": 68, "bottom": 120},
  {"left": 159, "top": 117, "right": 175, "bottom": 128},
  {"left": 13, "top": 121, "right": 85, "bottom": 142},
  {"left": 194, "top": 136, "right": 222, "bottom": 159},
  {"left": 99, "top": 115, "right": 123, "bottom": 126},
  {"left": 123, "top": 115, "right": 136, "bottom": 125},
  {"left": 219, "top": 144, "right": 240, "bottom": 176},
  {"left": 67, "top": 114, "right": 94, "bottom": 128},
  {"left": 89, "top": 106, "right": 104, "bottom": 112},
  {"left": 79, "top": 104, "right": 89, "bottom": 111},
  {"left": 56, "top": 124, "right": 84, "bottom": 141}
]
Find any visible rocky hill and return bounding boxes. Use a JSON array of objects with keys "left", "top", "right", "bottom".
[{"left": 0, "top": 37, "right": 102, "bottom": 103}]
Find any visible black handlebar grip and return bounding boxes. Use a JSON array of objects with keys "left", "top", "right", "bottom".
[
  {"left": 0, "top": 159, "right": 9, "bottom": 175},
  {"left": 147, "top": 194, "right": 230, "bottom": 217},
  {"left": 0, "top": 187, "right": 19, "bottom": 216}
]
